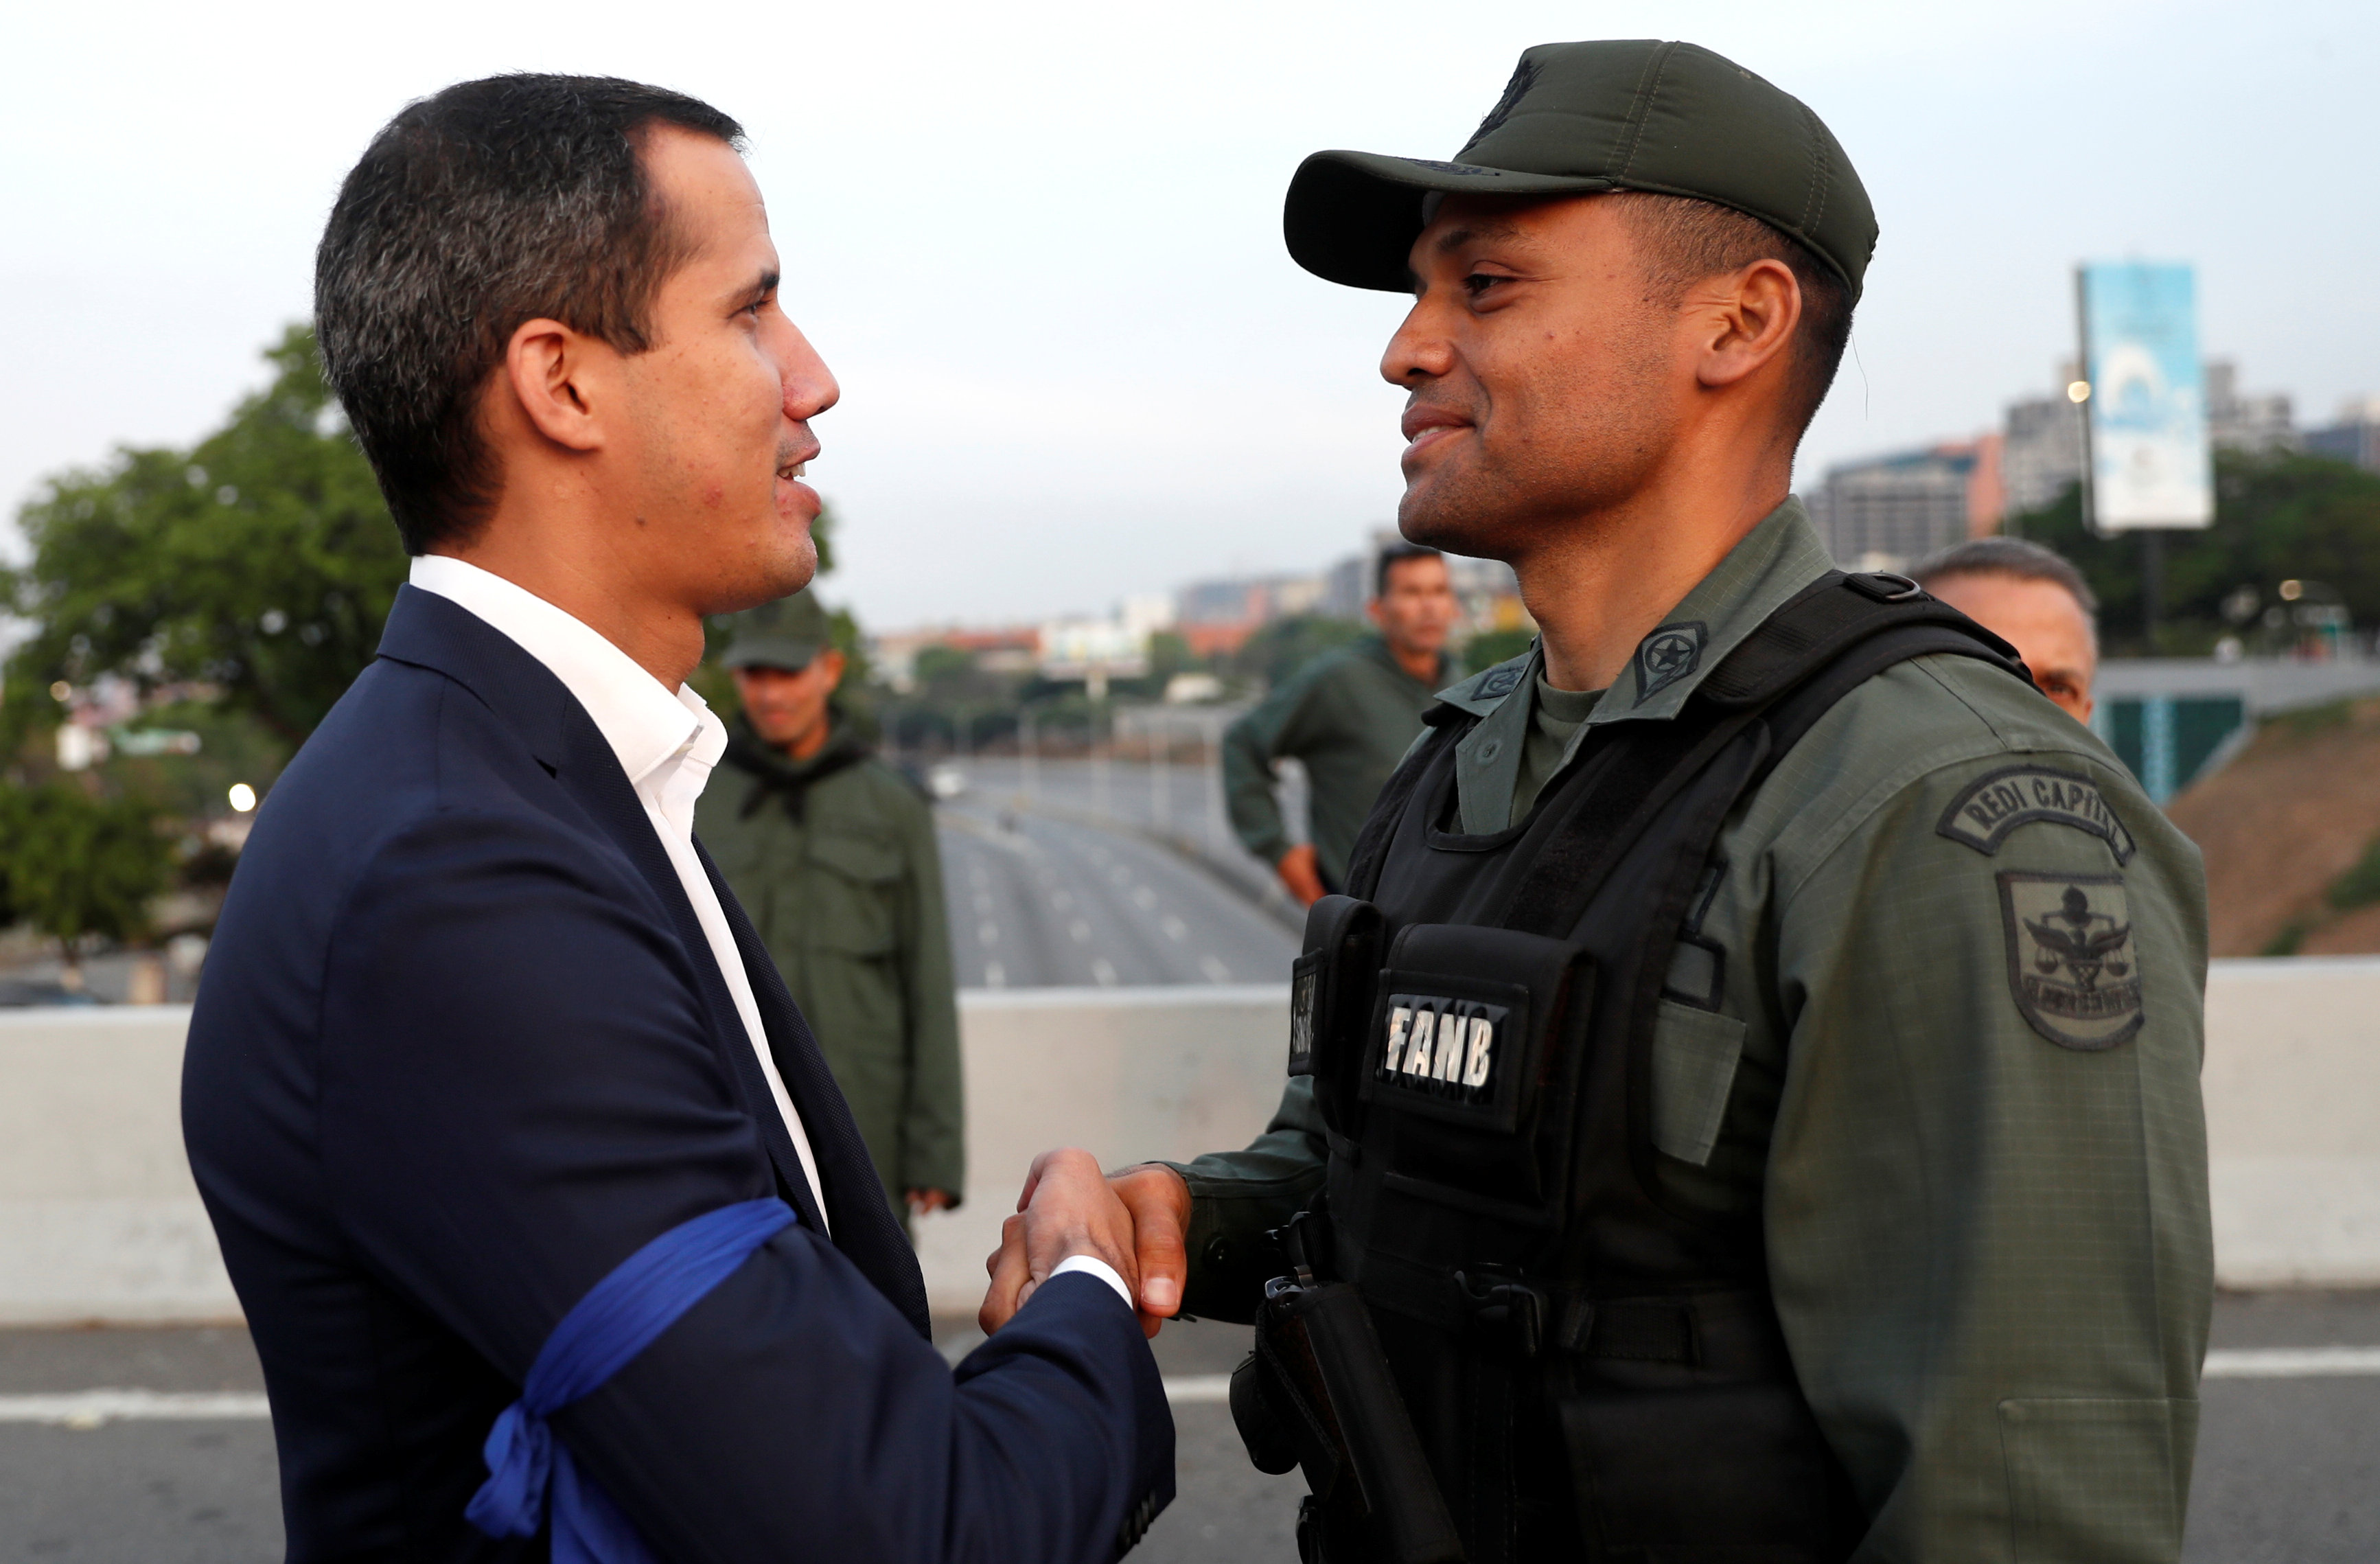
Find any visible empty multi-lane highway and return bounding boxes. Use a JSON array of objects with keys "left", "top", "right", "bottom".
[{"left": 929, "top": 757, "right": 1302, "bottom": 991}]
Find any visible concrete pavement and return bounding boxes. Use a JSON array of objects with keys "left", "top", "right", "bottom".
[{"left": 3, "top": 1294, "right": 2376, "bottom": 1561}]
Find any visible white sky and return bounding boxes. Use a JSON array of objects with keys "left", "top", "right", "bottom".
[{"left": 3, "top": 0, "right": 2375, "bottom": 629}]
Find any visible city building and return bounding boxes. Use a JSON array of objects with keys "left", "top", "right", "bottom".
[
  {"left": 2002, "top": 382, "right": 2088, "bottom": 518},
  {"left": 2206, "top": 361, "right": 2297, "bottom": 455},
  {"left": 1807, "top": 439, "right": 2001, "bottom": 571},
  {"left": 2304, "top": 395, "right": 2380, "bottom": 475}
]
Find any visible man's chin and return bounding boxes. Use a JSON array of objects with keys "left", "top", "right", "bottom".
[{"left": 1397, "top": 479, "right": 1510, "bottom": 560}]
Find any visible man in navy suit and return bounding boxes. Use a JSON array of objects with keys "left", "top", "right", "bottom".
[{"left": 183, "top": 74, "right": 1172, "bottom": 1561}]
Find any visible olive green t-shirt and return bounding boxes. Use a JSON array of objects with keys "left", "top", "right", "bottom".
[{"left": 1512, "top": 676, "right": 1604, "bottom": 823}]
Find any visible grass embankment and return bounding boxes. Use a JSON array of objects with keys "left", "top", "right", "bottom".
[{"left": 2166, "top": 698, "right": 2380, "bottom": 956}]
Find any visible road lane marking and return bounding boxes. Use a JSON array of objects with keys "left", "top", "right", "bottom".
[
  {"left": 984, "top": 961, "right": 1006, "bottom": 988},
  {"left": 2202, "top": 1346, "right": 2380, "bottom": 1377},
  {"left": 0, "top": 1391, "right": 272, "bottom": 1426},
  {"left": 1201, "top": 955, "right": 1232, "bottom": 982},
  {"left": 1164, "top": 1375, "right": 1232, "bottom": 1405},
  {"left": 1162, "top": 916, "right": 1188, "bottom": 941},
  {"left": 1070, "top": 920, "right": 1091, "bottom": 942},
  {"left": 1092, "top": 958, "right": 1118, "bottom": 987},
  {"left": 978, "top": 922, "right": 999, "bottom": 945},
  {"left": 1133, "top": 887, "right": 1158, "bottom": 910}
]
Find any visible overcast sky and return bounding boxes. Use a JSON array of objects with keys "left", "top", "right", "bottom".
[{"left": 4, "top": 0, "right": 2375, "bottom": 630}]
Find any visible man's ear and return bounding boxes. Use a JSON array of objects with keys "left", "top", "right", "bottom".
[
  {"left": 1693, "top": 258, "right": 1801, "bottom": 393},
  {"left": 816, "top": 648, "right": 848, "bottom": 693},
  {"left": 500, "top": 318, "right": 614, "bottom": 453}
]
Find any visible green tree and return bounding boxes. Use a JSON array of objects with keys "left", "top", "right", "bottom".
[
  {"left": 1464, "top": 627, "right": 1536, "bottom": 674},
  {"left": 2012, "top": 451, "right": 2380, "bottom": 654},
  {"left": 1231, "top": 614, "right": 1368, "bottom": 690},
  {"left": 0, "top": 782, "right": 176, "bottom": 985},
  {"left": 3, "top": 325, "right": 408, "bottom": 746}
]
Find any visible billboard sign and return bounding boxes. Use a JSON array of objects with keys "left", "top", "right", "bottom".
[{"left": 2077, "top": 262, "right": 2213, "bottom": 531}]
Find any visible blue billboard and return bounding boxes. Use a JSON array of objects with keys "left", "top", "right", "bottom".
[{"left": 2077, "top": 262, "right": 2213, "bottom": 531}]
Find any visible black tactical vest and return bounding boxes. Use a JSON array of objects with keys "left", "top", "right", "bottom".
[{"left": 1284, "top": 572, "right": 2032, "bottom": 1563}]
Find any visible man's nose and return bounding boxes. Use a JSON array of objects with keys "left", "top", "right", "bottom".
[
  {"left": 1380, "top": 297, "right": 1451, "bottom": 386},
  {"left": 778, "top": 321, "right": 840, "bottom": 422}
]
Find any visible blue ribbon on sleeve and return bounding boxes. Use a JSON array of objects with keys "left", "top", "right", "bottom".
[{"left": 465, "top": 1197, "right": 798, "bottom": 1563}]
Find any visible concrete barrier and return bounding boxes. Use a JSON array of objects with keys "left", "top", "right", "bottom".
[
  {"left": 0, "top": 1006, "right": 235, "bottom": 1324},
  {"left": 2202, "top": 956, "right": 2380, "bottom": 1287},
  {"left": 0, "top": 958, "right": 2370, "bottom": 1323}
]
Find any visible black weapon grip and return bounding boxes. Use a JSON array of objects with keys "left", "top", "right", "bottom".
[{"left": 1255, "top": 1277, "right": 1465, "bottom": 1564}]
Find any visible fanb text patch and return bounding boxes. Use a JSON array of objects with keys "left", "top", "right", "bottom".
[{"left": 1378, "top": 995, "right": 1505, "bottom": 1101}]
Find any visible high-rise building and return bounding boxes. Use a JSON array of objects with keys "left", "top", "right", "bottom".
[
  {"left": 2206, "top": 360, "right": 2297, "bottom": 455},
  {"left": 2002, "top": 387, "right": 2088, "bottom": 518},
  {"left": 2304, "top": 395, "right": 2380, "bottom": 475},
  {"left": 1807, "top": 441, "right": 2000, "bottom": 571}
]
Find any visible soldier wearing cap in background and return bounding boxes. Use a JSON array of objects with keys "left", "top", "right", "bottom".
[
  {"left": 1223, "top": 542, "right": 1460, "bottom": 906},
  {"left": 985, "top": 38, "right": 2210, "bottom": 1564},
  {"left": 1913, "top": 536, "right": 2103, "bottom": 725},
  {"left": 697, "top": 591, "right": 964, "bottom": 1231}
]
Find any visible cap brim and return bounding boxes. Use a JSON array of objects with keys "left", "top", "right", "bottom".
[
  {"left": 1284, "top": 150, "right": 1615, "bottom": 291},
  {"left": 723, "top": 642, "right": 822, "bottom": 671}
]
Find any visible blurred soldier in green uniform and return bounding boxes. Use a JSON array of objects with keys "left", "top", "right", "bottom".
[
  {"left": 986, "top": 39, "right": 2210, "bottom": 1564},
  {"left": 1222, "top": 544, "right": 1457, "bottom": 904},
  {"left": 697, "top": 592, "right": 964, "bottom": 1230}
]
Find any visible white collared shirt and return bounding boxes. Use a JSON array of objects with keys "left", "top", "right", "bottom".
[{"left": 406, "top": 555, "right": 829, "bottom": 1229}]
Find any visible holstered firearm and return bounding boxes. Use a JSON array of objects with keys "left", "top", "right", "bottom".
[{"left": 1229, "top": 1215, "right": 1464, "bottom": 1564}]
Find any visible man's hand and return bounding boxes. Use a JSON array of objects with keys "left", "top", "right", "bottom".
[
  {"left": 1276, "top": 844, "right": 1326, "bottom": 907},
  {"left": 977, "top": 1149, "right": 1139, "bottom": 1335},
  {"left": 980, "top": 1160, "right": 1192, "bottom": 1339},
  {"left": 905, "top": 1188, "right": 954, "bottom": 1217}
]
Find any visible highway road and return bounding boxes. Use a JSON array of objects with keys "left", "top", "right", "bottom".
[
  {"left": 2, "top": 1293, "right": 2376, "bottom": 1560},
  {"left": 931, "top": 757, "right": 1302, "bottom": 991}
]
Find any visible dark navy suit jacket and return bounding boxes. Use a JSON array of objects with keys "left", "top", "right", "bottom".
[{"left": 183, "top": 586, "right": 1172, "bottom": 1561}]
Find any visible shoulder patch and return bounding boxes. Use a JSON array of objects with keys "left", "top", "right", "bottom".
[
  {"left": 1632, "top": 621, "right": 1707, "bottom": 706},
  {"left": 1998, "top": 872, "right": 2142, "bottom": 1050},
  {"left": 1937, "top": 765, "right": 2136, "bottom": 865}
]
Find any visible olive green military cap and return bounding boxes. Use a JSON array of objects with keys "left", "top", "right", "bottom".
[
  {"left": 721, "top": 589, "right": 833, "bottom": 671},
  {"left": 1285, "top": 39, "right": 1878, "bottom": 301}
]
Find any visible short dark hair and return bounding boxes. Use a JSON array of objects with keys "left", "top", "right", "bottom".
[
  {"left": 1375, "top": 542, "right": 1444, "bottom": 599},
  {"left": 1608, "top": 192, "right": 1853, "bottom": 441},
  {"left": 315, "top": 75, "right": 746, "bottom": 554},
  {"left": 1912, "top": 536, "right": 2100, "bottom": 619}
]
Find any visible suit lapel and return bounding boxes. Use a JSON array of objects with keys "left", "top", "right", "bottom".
[
  {"left": 546, "top": 715, "right": 833, "bottom": 1238},
  {"left": 698, "top": 842, "right": 932, "bottom": 1336},
  {"left": 375, "top": 588, "right": 829, "bottom": 1237}
]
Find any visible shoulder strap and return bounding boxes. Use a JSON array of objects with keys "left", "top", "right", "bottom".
[{"left": 1499, "top": 571, "right": 2031, "bottom": 936}]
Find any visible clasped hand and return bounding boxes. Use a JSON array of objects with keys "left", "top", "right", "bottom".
[{"left": 979, "top": 1155, "right": 1193, "bottom": 1339}]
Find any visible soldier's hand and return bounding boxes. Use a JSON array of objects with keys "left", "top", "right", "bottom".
[
  {"left": 1109, "top": 1163, "right": 1192, "bottom": 1337},
  {"left": 905, "top": 1187, "right": 954, "bottom": 1216},
  {"left": 1276, "top": 844, "right": 1326, "bottom": 907},
  {"left": 978, "top": 1149, "right": 1140, "bottom": 1335}
]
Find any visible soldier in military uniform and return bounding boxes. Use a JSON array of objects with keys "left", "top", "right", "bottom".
[
  {"left": 982, "top": 39, "right": 2210, "bottom": 1564},
  {"left": 1223, "top": 544, "right": 1459, "bottom": 905},
  {"left": 697, "top": 592, "right": 964, "bottom": 1230}
]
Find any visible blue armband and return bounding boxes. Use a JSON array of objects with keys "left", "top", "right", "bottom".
[{"left": 465, "top": 1197, "right": 797, "bottom": 1563}]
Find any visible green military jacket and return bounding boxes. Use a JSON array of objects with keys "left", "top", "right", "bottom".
[
  {"left": 1222, "top": 635, "right": 1451, "bottom": 888},
  {"left": 697, "top": 720, "right": 964, "bottom": 1216},
  {"left": 1174, "top": 501, "right": 2213, "bottom": 1562}
]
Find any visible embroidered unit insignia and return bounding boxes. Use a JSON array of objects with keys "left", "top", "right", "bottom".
[
  {"left": 1632, "top": 622, "right": 1707, "bottom": 706},
  {"left": 1998, "top": 872, "right": 2143, "bottom": 1050},
  {"left": 1939, "top": 766, "right": 2138, "bottom": 864},
  {"left": 1473, "top": 665, "right": 1525, "bottom": 700}
]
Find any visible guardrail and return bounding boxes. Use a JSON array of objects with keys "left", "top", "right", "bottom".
[{"left": 1, "top": 958, "right": 2372, "bottom": 1324}]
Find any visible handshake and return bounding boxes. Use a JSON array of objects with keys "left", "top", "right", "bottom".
[{"left": 977, "top": 1150, "right": 1197, "bottom": 1337}]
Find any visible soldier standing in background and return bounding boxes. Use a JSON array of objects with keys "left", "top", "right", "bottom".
[
  {"left": 697, "top": 591, "right": 964, "bottom": 1230},
  {"left": 1913, "top": 535, "right": 2101, "bottom": 724},
  {"left": 1223, "top": 544, "right": 1457, "bottom": 905}
]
